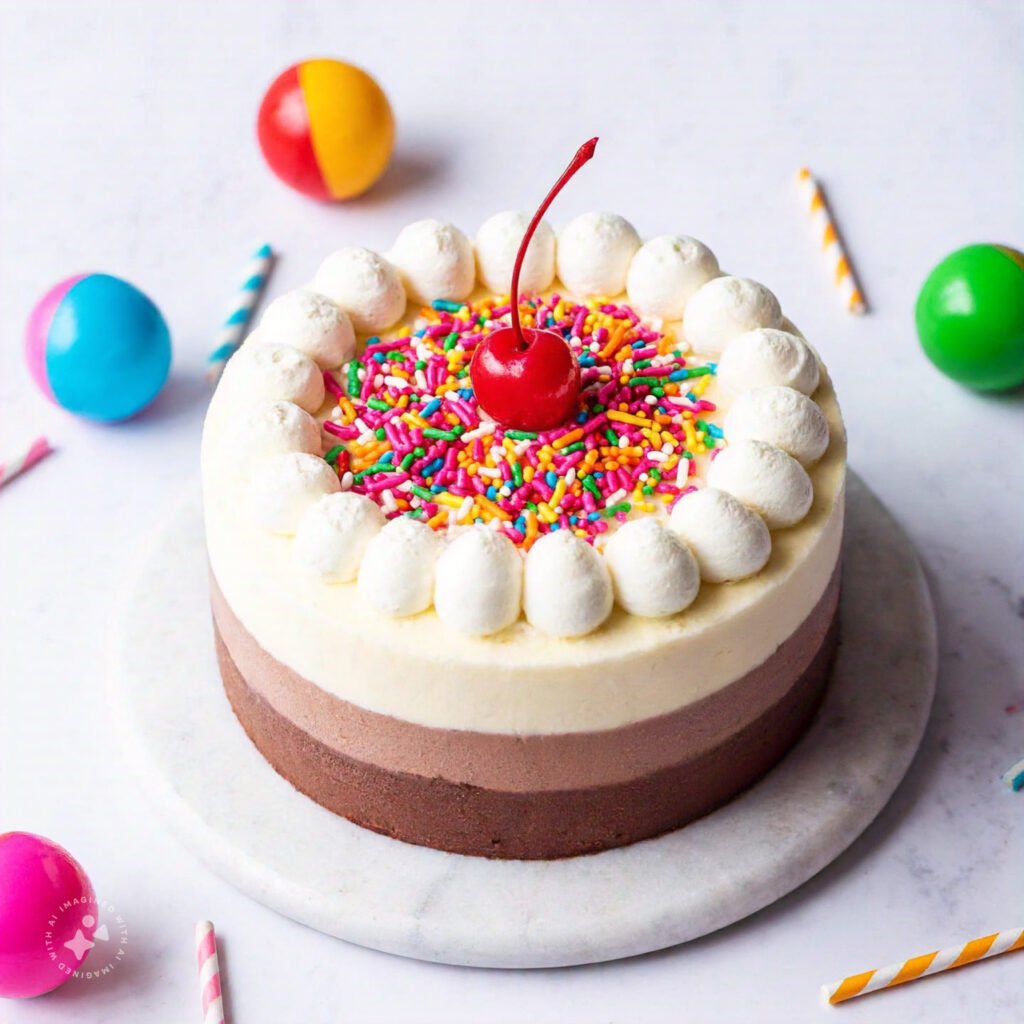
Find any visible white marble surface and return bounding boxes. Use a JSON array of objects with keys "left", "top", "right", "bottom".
[
  {"left": 0, "top": 0, "right": 1021, "bottom": 1019},
  {"left": 109, "top": 476, "right": 935, "bottom": 969}
]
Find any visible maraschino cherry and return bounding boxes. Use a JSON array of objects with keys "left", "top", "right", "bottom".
[{"left": 470, "top": 138, "right": 598, "bottom": 431}]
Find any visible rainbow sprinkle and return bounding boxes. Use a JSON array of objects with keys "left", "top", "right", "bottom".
[{"left": 320, "top": 295, "right": 724, "bottom": 548}]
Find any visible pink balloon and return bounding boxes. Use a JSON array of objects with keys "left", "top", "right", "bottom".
[
  {"left": 23, "top": 274, "right": 86, "bottom": 403},
  {"left": 0, "top": 832, "right": 96, "bottom": 999}
]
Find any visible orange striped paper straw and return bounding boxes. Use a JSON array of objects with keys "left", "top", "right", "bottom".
[
  {"left": 796, "top": 167, "right": 867, "bottom": 315},
  {"left": 823, "top": 926, "right": 1024, "bottom": 1005}
]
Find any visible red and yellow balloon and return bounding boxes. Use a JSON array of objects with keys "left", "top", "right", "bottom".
[{"left": 257, "top": 59, "right": 394, "bottom": 201}]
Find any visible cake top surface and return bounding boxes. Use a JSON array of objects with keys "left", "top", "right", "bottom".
[
  {"left": 325, "top": 293, "right": 721, "bottom": 546},
  {"left": 204, "top": 212, "right": 842, "bottom": 641}
]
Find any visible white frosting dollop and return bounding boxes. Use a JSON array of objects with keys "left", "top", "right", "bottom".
[
  {"left": 247, "top": 452, "right": 340, "bottom": 535},
  {"left": 523, "top": 531, "right": 613, "bottom": 637},
  {"left": 603, "top": 518, "right": 700, "bottom": 617},
  {"left": 311, "top": 248, "right": 406, "bottom": 334},
  {"left": 388, "top": 219, "right": 475, "bottom": 305},
  {"left": 724, "top": 386, "right": 830, "bottom": 466},
  {"left": 222, "top": 400, "right": 321, "bottom": 474},
  {"left": 293, "top": 492, "right": 385, "bottom": 582},
  {"left": 707, "top": 440, "right": 813, "bottom": 528},
  {"left": 220, "top": 343, "right": 325, "bottom": 414},
  {"left": 625, "top": 235, "right": 720, "bottom": 320},
  {"left": 668, "top": 487, "right": 771, "bottom": 583},
  {"left": 255, "top": 290, "right": 355, "bottom": 370},
  {"left": 434, "top": 527, "right": 522, "bottom": 635},
  {"left": 716, "top": 328, "right": 820, "bottom": 396},
  {"left": 556, "top": 212, "right": 641, "bottom": 297},
  {"left": 474, "top": 210, "right": 556, "bottom": 295},
  {"left": 357, "top": 517, "right": 440, "bottom": 617},
  {"left": 683, "top": 276, "right": 783, "bottom": 356}
]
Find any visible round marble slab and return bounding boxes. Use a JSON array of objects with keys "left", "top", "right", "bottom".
[{"left": 109, "top": 472, "right": 935, "bottom": 969}]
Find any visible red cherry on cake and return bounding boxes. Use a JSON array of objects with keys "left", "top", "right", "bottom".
[
  {"left": 471, "top": 137, "right": 598, "bottom": 432},
  {"left": 470, "top": 326, "right": 581, "bottom": 431}
]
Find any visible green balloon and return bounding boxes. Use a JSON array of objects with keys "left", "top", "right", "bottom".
[{"left": 915, "top": 243, "right": 1024, "bottom": 391}]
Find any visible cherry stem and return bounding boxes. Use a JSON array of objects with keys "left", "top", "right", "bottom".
[{"left": 509, "top": 137, "right": 599, "bottom": 349}]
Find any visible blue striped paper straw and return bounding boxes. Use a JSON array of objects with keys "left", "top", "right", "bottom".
[
  {"left": 1002, "top": 758, "right": 1024, "bottom": 791},
  {"left": 206, "top": 243, "right": 276, "bottom": 384}
]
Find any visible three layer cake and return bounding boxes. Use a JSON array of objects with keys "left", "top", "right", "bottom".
[{"left": 202, "top": 208, "right": 845, "bottom": 859}]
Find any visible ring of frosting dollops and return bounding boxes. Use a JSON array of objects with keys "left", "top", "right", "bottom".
[{"left": 210, "top": 213, "right": 829, "bottom": 638}]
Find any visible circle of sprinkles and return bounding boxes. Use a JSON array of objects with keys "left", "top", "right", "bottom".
[{"left": 320, "top": 295, "right": 723, "bottom": 548}]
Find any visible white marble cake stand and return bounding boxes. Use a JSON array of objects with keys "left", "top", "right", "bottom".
[{"left": 108, "top": 472, "right": 935, "bottom": 969}]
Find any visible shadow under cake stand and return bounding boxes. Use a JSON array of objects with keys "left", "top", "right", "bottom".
[{"left": 109, "top": 472, "right": 936, "bottom": 969}]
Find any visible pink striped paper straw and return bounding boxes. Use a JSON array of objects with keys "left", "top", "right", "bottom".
[
  {"left": 0, "top": 435, "right": 53, "bottom": 490},
  {"left": 195, "top": 921, "right": 226, "bottom": 1024}
]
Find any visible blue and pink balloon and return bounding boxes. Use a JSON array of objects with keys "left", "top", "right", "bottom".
[{"left": 25, "top": 274, "right": 171, "bottom": 422}]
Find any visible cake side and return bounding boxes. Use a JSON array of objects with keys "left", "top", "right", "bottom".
[
  {"left": 212, "top": 565, "right": 840, "bottom": 791},
  {"left": 213, "top": 570, "right": 839, "bottom": 859}
]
